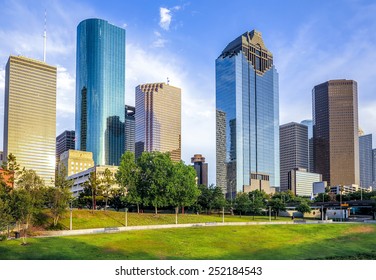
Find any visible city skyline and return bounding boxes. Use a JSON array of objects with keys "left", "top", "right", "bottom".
[{"left": 1, "top": 0, "right": 376, "bottom": 185}]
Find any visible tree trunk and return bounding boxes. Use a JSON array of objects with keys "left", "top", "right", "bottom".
[
  {"left": 175, "top": 207, "right": 179, "bottom": 224},
  {"left": 182, "top": 206, "right": 185, "bottom": 214},
  {"left": 137, "top": 203, "right": 140, "bottom": 214},
  {"left": 155, "top": 206, "right": 158, "bottom": 215},
  {"left": 22, "top": 224, "right": 27, "bottom": 245},
  {"left": 105, "top": 197, "right": 108, "bottom": 212}
]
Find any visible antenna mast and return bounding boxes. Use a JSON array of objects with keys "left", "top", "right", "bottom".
[{"left": 43, "top": 9, "right": 47, "bottom": 62}]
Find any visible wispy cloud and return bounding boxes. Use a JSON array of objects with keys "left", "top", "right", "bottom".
[{"left": 159, "top": 7, "right": 172, "bottom": 30}]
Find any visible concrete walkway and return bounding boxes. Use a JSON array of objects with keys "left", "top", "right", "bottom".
[{"left": 36, "top": 219, "right": 333, "bottom": 238}]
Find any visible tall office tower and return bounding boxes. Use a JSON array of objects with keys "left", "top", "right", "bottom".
[
  {"left": 300, "top": 120, "right": 313, "bottom": 172},
  {"left": 56, "top": 130, "right": 75, "bottom": 167},
  {"left": 216, "top": 30, "right": 279, "bottom": 197},
  {"left": 135, "top": 83, "right": 181, "bottom": 162},
  {"left": 125, "top": 105, "right": 135, "bottom": 153},
  {"left": 75, "top": 18, "right": 125, "bottom": 166},
  {"left": 359, "top": 134, "right": 373, "bottom": 187},
  {"left": 3, "top": 56, "right": 56, "bottom": 185},
  {"left": 191, "top": 154, "right": 208, "bottom": 186},
  {"left": 313, "top": 79, "right": 359, "bottom": 186},
  {"left": 279, "top": 122, "right": 308, "bottom": 192}
]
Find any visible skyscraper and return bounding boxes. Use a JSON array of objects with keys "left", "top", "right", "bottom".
[
  {"left": 359, "top": 134, "right": 373, "bottom": 188},
  {"left": 373, "top": 149, "right": 376, "bottom": 190},
  {"left": 56, "top": 130, "right": 75, "bottom": 167},
  {"left": 135, "top": 83, "right": 181, "bottom": 161},
  {"left": 125, "top": 105, "right": 135, "bottom": 153},
  {"left": 75, "top": 18, "right": 125, "bottom": 166},
  {"left": 216, "top": 30, "right": 279, "bottom": 197},
  {"left": 313, "top": 79, "right": 359, "bottom": 186},
  {"left": 191, "top": 154, "right": 208, "bottom": 186},
  {"left": 300, "top": 119, "right": 314, "bottom": 172},
  {"left": 3, "top": 56, "right": 56, "bottom": 185},
  {"left": 279, "top": 122, "right": 308, "bottom": 192}
]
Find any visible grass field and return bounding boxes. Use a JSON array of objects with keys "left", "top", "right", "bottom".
[
  {"left": 1, "top": 223, "right": 376, "bottom": 260},
  {"left": 38, "top": 209, "right": 294, "bottom": 231}
]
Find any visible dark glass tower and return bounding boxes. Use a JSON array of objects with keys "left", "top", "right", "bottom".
[
  {"left": 75, "top": 18, "right": 125, "bottom": 165},
  {"left": 313, "top": 80, "right": 359, "bottom": 186},
  {"left": 359, "top": 134, "right": 372, "bottom": 188},
  {"left": 216, "top": 30, "right": 279, "bottom": 197}
]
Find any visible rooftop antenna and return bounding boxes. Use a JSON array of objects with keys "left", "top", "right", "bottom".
[
  {"left": 167, "top": 77, "right": 170, "bottom": 85},
  {"left": 43, "top": 9, "right": 47, "bottom": 62}
]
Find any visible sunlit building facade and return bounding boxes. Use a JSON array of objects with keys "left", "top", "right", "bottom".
[
  {"left": 3, "top": 56, "right": 56, "bottom": 186},
  {"left": 135, "top": 83, "right": 181, "bottom": 162},
  {"left": 216, "top": 30, "right": 279, "bottom": 198},
  {"left": 75, "top": 18, "right": 125, "bottom": 166}
]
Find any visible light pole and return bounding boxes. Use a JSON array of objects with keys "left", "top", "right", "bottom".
[
  {"left": 125, "top": 208, "right": 128, "bottom": 227},
  {"left": 222, "top": 207, "right": 225, "bottom": 223},
  {"left": 269, "top": 206, "right": 271, "bottom": 222},
  {"left": 70, "top": 200, "right": 73, "bottom": 231},
  {"left": 340, "top": 185, "right": 344, "bottom": 222}
]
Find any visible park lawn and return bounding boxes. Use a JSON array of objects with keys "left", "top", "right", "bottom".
[
  {"left": 53, "top": 210, "right": 293, "bottom": 230},
  {"left": 1, "top": 223, "right": 376, "bottom": 260}
]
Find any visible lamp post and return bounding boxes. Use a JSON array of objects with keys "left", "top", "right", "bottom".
[
  {"left": 125, "top": 208, "right": 128, "bottom": 227},
  {"left": 340, "top": 185, "right": 344, "bottom": 222},
  {"left": 222, "top": 207, "right": 225, "bottom": 223},
  {"left": 70, "top": 200, "right": 73, "bottom": 231},
  {"left": 269, "top": 206, "right": 271, "bottom": 222}
]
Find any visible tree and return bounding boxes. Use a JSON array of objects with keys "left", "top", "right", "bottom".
[
  {"left": 16, "top": 169, "right": 46, "bottom": 228},
  {"left": 137, "top": 152, "right": 173, "bottom": 215},
  {"left": 248, "top": 191, "right": 266, "bottom": 220},
  {"left": 48, "top": 166, "right": 73, "bottom": 226},
  {"left": 116, "top": 152, "right": 140, "bottom": 212},
  {"left": 235, "top": 193, "right": 250, "bottom": 218},
  {"left": 1, "top": 153, "right": 20, "bottom": 188},
  {"left": 0, "top": 183, "right": 13, "bottom": 235},
  {"left": 296, "top": 202, "right": 311, "bottom": 219},
  {"left": 169, "top": 161, "right": 200, "bottom": 215},
  {"left": 83, "top": 171, "right": 102, "bottom": 212},
  {"left": 101, "top": 168, "right": 115, "bottom": 211},
  {"left": 196, "top": 184, "right": 226, "bottom": 214},
  {"left": 268, "top": 198, "right": 286, "bottom": 219},
  {"left": 10, "top": 188, "right": 33, "bottom": 244}
]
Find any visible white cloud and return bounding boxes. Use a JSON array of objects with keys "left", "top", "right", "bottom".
[{"left": 159, "top": 7, "right": 172, "bottom": 30}]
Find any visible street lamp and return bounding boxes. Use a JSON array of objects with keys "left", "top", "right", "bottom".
[
  {"left": 70, "top": 199, "right": 73, "bottom": 231},
  {"left": 339, "top": 185, "right": 344, "bottom": 222}
]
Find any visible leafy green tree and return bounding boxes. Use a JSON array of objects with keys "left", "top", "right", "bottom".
[
  {"left": 116, "top": 152, "right": 140, "bottom": 212},
  {"left": 10, "top": 188, "right": 33, "bottom": 244},
  {"left": 296, "top": 202, "right": 311, "bottom": 219},
  {"left": 83, "top": 171, "right": 102, "bottom": 212},
  {"left": 235, "top": 192, "right": 250, "bottom": 218},
  {"left": 110, "top": 188, "right": 127, "bottom": 211},
  {"left": 137, "top": 152, "right": 173, "bottom": 214},
  {"left": 248, "top": 191, "right": 267, "bottom": 220},
  {"left": 268, "top": 198, "right": 286, "bottom": 219},
  {"left": 169, "top": 161, "right": 200, "bottom": 215},
  {"left": 16, "top": 169, "right": 46, "bottom": 228},
  {"left": 101, "top": 168, "right": 115, "bottom": 211},
  {"left": 196, "top": 184, "right": 211, "bottom": 213},
  {"left": 0, "top": 186, "right": 13, "bottom": 235},
  {"left": 48, "top": 166, "right": 73, "bottom": 226}
]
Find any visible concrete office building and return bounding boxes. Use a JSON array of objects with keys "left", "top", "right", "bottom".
[
  {"left": 59, "top": 149, "right": 94, "bottom": 177},
  {"left": 288, "top": 168, "right": 322, "bottom": 197},
  {"left": 313, "top": 80, "right": 359, "bottom": 186},
  {"left": 68, "top": 165, "right": 118, "bottom": 197},
  {"left": 56, "top": 130, "right": 75, "bottom": 167},
  {"left": 125, "top": 105, "right": 135, "bottom": 153},
  {"left": 3, "top": 56, "right": 56, "bottom": 186},
  {"left": 359, "top": 134, "right": 373, "bottom": 188},
  {"left": 135, "top": 83, "right": 181, "bottom": 162},
  {"left": 191, "top": 154, "right": 208, "bottom": 186},
  {"left": 280, "top": 122, "right": 308, "bottom": 192},
  {"left": 216, "top": 30, "right": 279, "bottom": 198},
  {"left": 75, "top": 18, "right": 125, "bottom": 166}
]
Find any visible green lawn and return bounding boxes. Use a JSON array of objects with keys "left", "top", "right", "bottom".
[
  {"left": 1, "top": 223, "right": 376, "bottom": 260},
  {"left": 44, "top": 210, "right": 294, "bottom": 231}
]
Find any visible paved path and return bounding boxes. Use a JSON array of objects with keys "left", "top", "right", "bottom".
[{"left": 36, "top": 220, "right": 333, "bottom": 238}]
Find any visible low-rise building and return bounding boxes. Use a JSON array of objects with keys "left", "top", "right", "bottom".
[
  {"left": 330, "top": 184, "right": 372, "bottom": 195},
  {"left": 288, "top": 168, "right": 322, "bottom": 197},
  {"left": 59, "top": 149, "right": 94, "bottom": 177}
]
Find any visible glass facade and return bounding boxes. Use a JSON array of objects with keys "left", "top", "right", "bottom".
[
  {"left": 216, "top": 30, "right": 279, "bottom": 196},
  {"left": 301, "top": 119, "right": 313, "bottom": 172},
  {"left": 75, "top": 18, "right": 125, "bottom": 166},
  {"left": 3, "top": 56, "right": 56, "bottom": 186},
  {"left": 359, "top": 134, "right": 373, "bottom": 187},
  {"left": 135, "top": 83, "right": 181, "bottom": 162}
]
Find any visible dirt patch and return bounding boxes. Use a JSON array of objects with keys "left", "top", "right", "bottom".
[{"left": 345, "top": 225, "right": 375, "bottom": 234}]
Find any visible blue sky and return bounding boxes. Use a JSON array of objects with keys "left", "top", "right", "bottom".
[{"left": 1, "top": 0, "right": 376, "bottom": 185}]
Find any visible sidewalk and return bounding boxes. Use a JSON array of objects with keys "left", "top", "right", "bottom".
[{"left": 36, "top": 219, "right": 333, "bottom": 238}]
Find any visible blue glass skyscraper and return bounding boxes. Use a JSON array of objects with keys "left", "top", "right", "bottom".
[
  {"left": 359, "top": 134, "right": 373, "bottom": 188},
  {"left": 75, "top": 19, "right": 125, "bottom": 166},
  {"left": 216, "top": 30, "right": 279, "bottom": 197}
]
